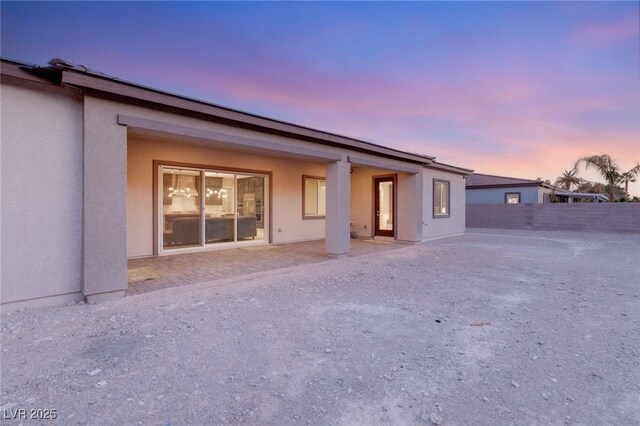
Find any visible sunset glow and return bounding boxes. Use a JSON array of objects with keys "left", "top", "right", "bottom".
[{"left": 2, "top": 2, "right": 638, "bottom": 194}]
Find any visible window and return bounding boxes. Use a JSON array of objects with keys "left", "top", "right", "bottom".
[
  {"left": 505, "top": 192, "right": 521, "bottom": 204},
  {"left": 433, "top": 179, "right": 450, "bottom": 218},
  {"left": 303, "top": 176, "right": 326, "bottom": 218}
]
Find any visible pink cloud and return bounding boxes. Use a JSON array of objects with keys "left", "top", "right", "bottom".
[
  {"left": 73, "top": 46, "right": 639, "bottom": 194},
  {"left": 401, "top": 119, "right": 640, "bottom": 196},
  {"left": 569, "top": 15, "right": 639, "bottom": 47}
]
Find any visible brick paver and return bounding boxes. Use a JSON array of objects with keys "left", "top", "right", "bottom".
[{"left": 127, "top": 239, "right": 406, "bottom": 295}]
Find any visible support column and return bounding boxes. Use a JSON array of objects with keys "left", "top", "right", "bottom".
[
  {"left": 83, "top": 96, "right": 128, "bottom": 302},
  {"left": 396, "top": 170, "right": 424, "bottom": 243},
  {"left": 325, "top": 158, "right": 351, "bottom": 257}
]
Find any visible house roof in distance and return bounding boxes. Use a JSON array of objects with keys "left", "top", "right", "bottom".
[
  {"left": 552, "top": 189, "right": 608, "bottom": 201},
  {"left": 467, "top": 173, "right": 608, "bottom": 200},
  {"left": 466, "top": 173, "right": 544, "bottom": 188},
  {"left": 1, "top": 57, "right": 447, "bottom": 166}
]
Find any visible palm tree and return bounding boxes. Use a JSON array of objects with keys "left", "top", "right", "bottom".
[
  {"left": 620, "top": 163, "right": 640, "bottom": 195},
  {"left": 573, "top": 154, "right": 622, "bottom": 201},
  {"left": 555, "top": 169, "right": 581, "bottom": 191}
]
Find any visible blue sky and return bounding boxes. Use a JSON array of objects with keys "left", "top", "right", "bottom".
[{"left": 2, "top": 1, "right": 639, "bottom": 194}]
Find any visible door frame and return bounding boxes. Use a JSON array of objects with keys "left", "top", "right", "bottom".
[{"left": 372, "top": 174, "right": 397, "bottom": 238}]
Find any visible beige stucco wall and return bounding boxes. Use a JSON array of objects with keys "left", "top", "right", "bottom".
[
  {"left": 422, "top": 169, "right": 466, "bottom": 239},
  {"left": 350, "top": 167, "right": 387, "bottom": 238},
  {"left": 350, "top": 167, "right": 424, "bottom": 242},
  {"left": 127, "top": 136, "right": 327, "bottom": 257},
  {"left": 1, "top": 79, "right": 83, "bottom": 307}
]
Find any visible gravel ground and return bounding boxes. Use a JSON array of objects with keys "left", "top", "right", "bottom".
[{"left": 1, "top": 229, "right": 639, "bottom": 425}]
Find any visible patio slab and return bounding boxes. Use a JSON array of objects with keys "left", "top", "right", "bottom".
[{"left": 127, "top": 238, "right": 407, "bottom": 295}]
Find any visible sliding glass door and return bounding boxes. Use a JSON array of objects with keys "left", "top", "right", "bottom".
[
  {"left": 162, "top": 168, "right": 202, "bottom": 248},
  {"left": 203, "top": 171, "right": 235, "bottom": 245},
  {"left": 160, "top": 165, "right": 268, "bottom": 253}
]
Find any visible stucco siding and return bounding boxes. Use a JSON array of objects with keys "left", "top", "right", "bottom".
[
  {"left": 422, "top": 169, "right": 466, "bottom": 239},
  {"left": 466, "top": 186, "right": 539, "bottom": 204},
  {"left": 1, "top": 80, "right": 83, "bottom": 306},
  {"left": 349, "top": 167, "right": 388, "bottom": 239}
]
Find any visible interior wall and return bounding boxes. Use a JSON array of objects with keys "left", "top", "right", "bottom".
[
  {"left": 127, "top": 136, "right": 327, "bottom": 257},
  {"left": 1, "top": 79, "right": 83, "bottom": 306},
  {"left": 422, "top": 169, "right": 467, "bottom": 239}
]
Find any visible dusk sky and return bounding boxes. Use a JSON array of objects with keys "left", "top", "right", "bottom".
[{"left": 2, "top": 2, "right": 639, "bottom": 194}]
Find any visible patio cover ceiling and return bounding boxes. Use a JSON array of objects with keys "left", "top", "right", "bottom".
[{"left": 119, "top": 114, "right": 342, "bottom": 163}]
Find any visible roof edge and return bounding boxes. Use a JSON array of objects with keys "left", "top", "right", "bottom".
[
  {"left": 0, "top": 58, "right": 58, "bottom": 85},
  {"left": 470, "top": 172, "right": 542, "bottom": 184},
  {"left": 467, "top": 182, "right": 543, "bottom": 189},
  {"left": 1, "top": 57, "right": 437, "bottom": 165},
  {"left": 425, "top": 161, "right": 474, "bottom": 175},
  {"left": 61, "top": 67, "right": 435, "bottom": 164}
]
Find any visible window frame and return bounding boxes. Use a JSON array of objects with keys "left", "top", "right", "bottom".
[
  {"left": 433, "top": 179, "right": 451, "bottom": 218},
  {"left": 505, "top": 192, "right": 521, "bottom": 204},
  {"left": 302, "top": 175, "right": 326, "bottom": 219}
]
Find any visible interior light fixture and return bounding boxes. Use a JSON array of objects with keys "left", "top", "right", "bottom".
[
  {"left": 168, "top": 170, "right": 199, "bottom": 198},
  {"left": 205, "top": 187, "right": 227, "bottom": 199}
]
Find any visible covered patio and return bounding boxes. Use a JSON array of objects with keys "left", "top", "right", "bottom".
[{"left": 127, "top": 238, "right": 408, "bottom": 295}]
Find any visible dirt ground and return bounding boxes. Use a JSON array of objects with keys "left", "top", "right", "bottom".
[{"left": 1, "top": 229, "right": 639, "bottom": 425}]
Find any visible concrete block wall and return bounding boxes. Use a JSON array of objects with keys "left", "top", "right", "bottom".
[
  {"left": 466, "top": 204, "right": 529, "bottom": 229},
  {"left": 467, "top": 203, "right": 640, "bottom": 233}
]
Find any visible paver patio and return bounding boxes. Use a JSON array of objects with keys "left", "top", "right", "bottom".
[{"left": 127, "top": 238, "right": 406, "bottom": 295}]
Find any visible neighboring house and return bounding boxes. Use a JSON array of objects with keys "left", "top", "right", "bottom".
[
  {"left": 466, "top": 173, "right": 607, "bottom": 204},
  {"left": 1, "top": 58, "right": 473, "bottom": 310}
]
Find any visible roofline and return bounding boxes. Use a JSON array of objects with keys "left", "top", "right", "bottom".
[
  {"left": 467, "top": 182, "right": 542, "bottom": 189},
  {"left": 553, "top": 189, "right": 608, "bottom": 199},
  {"left": 470, "top": 172, "right": 541, "bottom": 184},
  {"left": 1, "top": 58, "right": 58, "bottom": 85},
  {"left": 1, "top": 57, "right": 435, "bottom": 165},
  {"left": 425, "top": 161, "right": 474, "bottom": 175},
  {"left": 1, "top": 57, "right": 37, "bottom": 68}
]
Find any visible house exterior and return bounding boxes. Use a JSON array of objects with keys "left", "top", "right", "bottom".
[
  {"left": 1, "top": 57, "right": 472, "bottom": 310},
  {"left": 466, "top": 173, "right": 607, "bottom": 204}
]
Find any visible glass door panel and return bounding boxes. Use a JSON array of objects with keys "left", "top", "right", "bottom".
[
  {"left": 237, "top": 174, "right": 266, "bottom": 241},
  {"left": 374, "top": 177, "right": 394, "bottom": 237},
  {"left": 162, "top": 168, "right": 202, "bottom": 249},
  {"left": 204, "top": 172, "right": 236, "bottom": 244}
]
